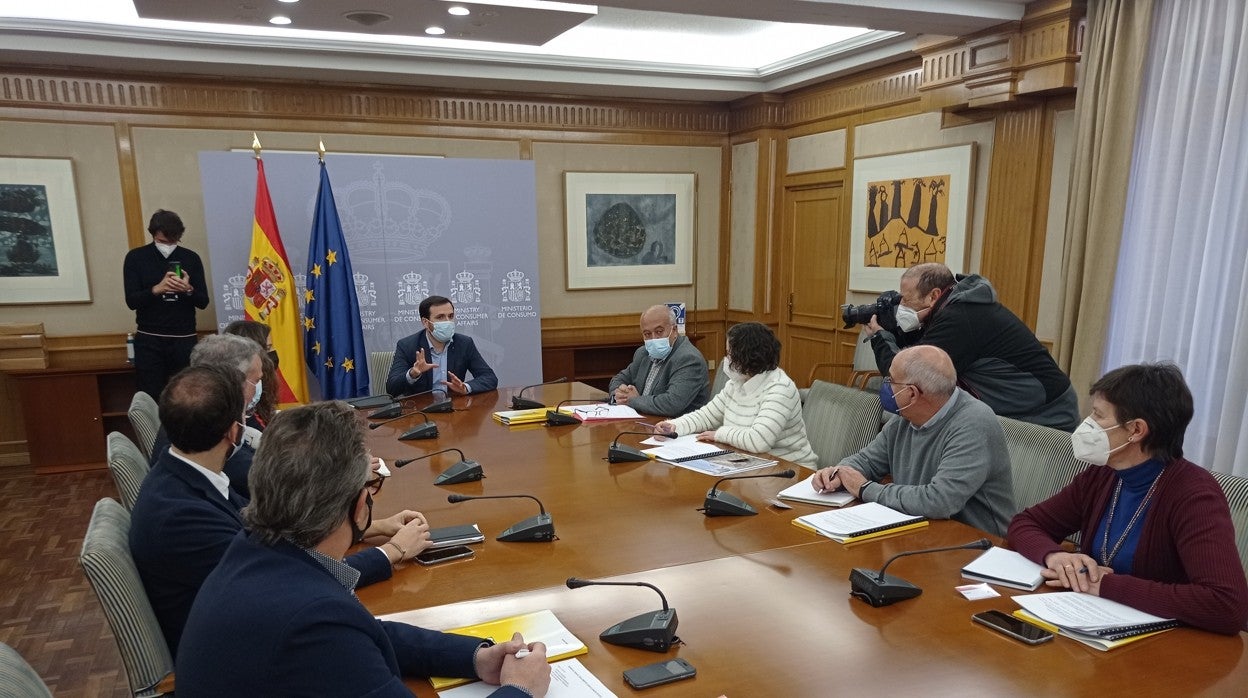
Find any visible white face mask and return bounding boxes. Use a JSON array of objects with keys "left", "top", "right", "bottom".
[
  {"left": 722, "top": 355, "right": 743, "bottom": 382},
  {"left": 1070, "top": 416, "right": 1128, "bottom": 465},
  {"left": 895, "top": 304, "right": 922, "bottom": 333},
  {"left": 155, "top": 242, "right": 178, "bottom": 258}
]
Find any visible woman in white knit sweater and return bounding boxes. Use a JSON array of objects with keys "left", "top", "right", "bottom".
[{"left": 656, "top": 322, "right": 818, "bottom": 469}]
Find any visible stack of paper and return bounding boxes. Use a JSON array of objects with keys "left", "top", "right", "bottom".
[
  {"left": 777, "top": 472, "right": 855, "bottom": 507},
  {"left": 961, "top": 547, "right": 1045, "bottom": 591},
  {"left": 430, "top": 610, "right": 588, "bottom": 689},
  {"left": 1012, "top": 592, "right": 1179, "bottom": 651},
  {"left": 492, "top": 408, "right": 550, "bottom": 426},
  {"left": 792, "top": 502, "right": 927, "bottom": 543},
  {"left": 642, "top": 434, "right": 734, "bottom": 462},
  {"left": 559, "top": 404, "right": 642, "bottom": 421}
]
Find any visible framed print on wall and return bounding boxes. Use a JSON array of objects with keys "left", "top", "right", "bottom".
[
  {"left": 564, "top": 171, "right": 695, "bottom": 290},
  {"left": 0, "top": 157, "right": 91, "bottom": 304},
  {"left": 847, "top": 144, "right": 976, "bottom": 293}
]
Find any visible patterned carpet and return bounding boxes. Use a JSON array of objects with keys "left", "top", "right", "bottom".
[{"left": 0, "top": 467, "right": 130, "bottom": 697}]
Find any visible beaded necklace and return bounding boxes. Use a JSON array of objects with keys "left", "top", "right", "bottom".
[{"left": 1099, "top": 467, "right": 1165, "bottom": 568}]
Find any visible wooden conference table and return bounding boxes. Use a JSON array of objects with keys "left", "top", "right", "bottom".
[{"left": 358, "top": 384, "right": 1248, "bottom": 697}]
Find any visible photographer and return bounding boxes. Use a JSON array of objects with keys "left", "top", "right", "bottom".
[{"left": 860, "top": 263, "right": 1079, "bottom": 432}]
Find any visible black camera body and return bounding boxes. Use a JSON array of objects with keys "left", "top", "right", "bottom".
[{"left": 841, "top": 290, "right": 902, "bottom": 333}]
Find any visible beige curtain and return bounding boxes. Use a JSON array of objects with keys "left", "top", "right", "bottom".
[{"left": 1057, "top": 0, "right": 1156, "bottom": 401}]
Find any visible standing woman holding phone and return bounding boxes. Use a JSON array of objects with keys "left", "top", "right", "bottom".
[{"left": 123, "top": 210, "right": 210, "bottom": 399}]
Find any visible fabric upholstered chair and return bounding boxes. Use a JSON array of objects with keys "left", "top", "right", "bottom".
[
  {"left": 0, "top": 643, "right": 53, "bottom": 698},
  {"left": 369, "top": 350, "right": 396, "bottom": 393},
  {"left": 107, "top": 432, "right": 150, "bottom": 512},
  {"left": 79, "top": 498, "right": 174, "bottom": 697},
  {"left": 801, "top": 380, "right": 884, "bottom": 469},
  {"left": 998, "top": 416, "right": 1090, "bottom": 517},
  {"left": 710, "top": 363, "right": 730, "bottom": 398},
  {"left": 127, "top": 391, "right": 161, "bottom": 460},
  {"left": 1210, "top": 471, "right": 1248, "bottom": 584}
]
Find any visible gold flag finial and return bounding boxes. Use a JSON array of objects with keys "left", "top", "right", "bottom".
[
  {"left": 318, "top": 139, "right": 326, "bottom": 163},
  {"left": 251, "top": 133, "right": 262, "bottom": 159}
]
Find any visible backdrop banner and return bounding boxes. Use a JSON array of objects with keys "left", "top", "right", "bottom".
[{"left": 199, "top": 152, "right": 541, "bottom": 399}]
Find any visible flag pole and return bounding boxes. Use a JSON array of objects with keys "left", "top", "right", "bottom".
[{"left": 318, "top": 138, "right": 326, "bottom": 164}]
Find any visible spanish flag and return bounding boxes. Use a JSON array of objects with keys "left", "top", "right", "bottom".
[{"left": 243, "top": 158, "right": 308, "bottom": 405}]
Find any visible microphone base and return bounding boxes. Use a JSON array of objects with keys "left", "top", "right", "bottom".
[
  {"left": 422, "top": 400, "right": 454, "bottom": 414},
  {"left": 849, "top": 568, "right": 923, "bottom": 607},
  {"left": 369, "top": 403, "right": 404, "bottom": 420},
  {"left": 608, "top": 444, "right": 650, "bottom": 463},
  {"left": 600, "top": 609, "right": 679, "bottom": 653},
  {"left": 545, "top": 410, "right": 581, "bottom": 426},
  {"left": 398, "top": 423, "right": 439, "bottom": 441},
  {"left": 511, "top": 397, "right": 547, "bottom": 410},
  {"left": 497, "top": 513, "right": 555, "bottom": 542},
  {"left": 434, "top": 460, "right": 484, "bottom": 485},
  {"left": 701, "top": 491, "right": 757, "bottom": 516},
  {"left": 349, "top": 394, "right": 396, "bottom": 409}
]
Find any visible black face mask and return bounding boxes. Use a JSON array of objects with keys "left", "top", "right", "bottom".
[
  {"left": 348, "top": 493, "right": 374, "bottom": 544},
  {"left": 267, "top": 349, "right": 280, "bottom": 369}
]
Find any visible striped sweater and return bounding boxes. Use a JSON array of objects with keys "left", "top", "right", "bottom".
[{"left": 667, "top": 368, "right": 817, "bottom": 468}]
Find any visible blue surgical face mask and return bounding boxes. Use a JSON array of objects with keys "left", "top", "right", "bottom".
[
  {"left": 645, "top": 336, "right": 673, "bottom": 361},
  {"left": 430, "top": 320, "right": 456, "bottom": 343},
  {"left": 247, "top": 378, "right": 263, "bottom": 414}
]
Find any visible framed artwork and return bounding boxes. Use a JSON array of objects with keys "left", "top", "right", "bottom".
[
  {"left": 0, "top": 157, "right": 91, "bottom": 303},
  {"left": 564, "top": 172, "right": 695, "bottom": 289},
  {"left": 847, "top": 144, "right": 976, "bottom": 293}
]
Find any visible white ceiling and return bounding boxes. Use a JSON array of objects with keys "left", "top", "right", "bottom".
[{"left": 0, "top": 1, "right": 1031, "bottom": 101}]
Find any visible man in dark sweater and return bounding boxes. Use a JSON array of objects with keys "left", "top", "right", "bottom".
[
  {"left": 123, "top": 210, "right": 210, "bottom": 399},
  {"left": 867, "top": 263, "right": 1079, "bottom": 431}
]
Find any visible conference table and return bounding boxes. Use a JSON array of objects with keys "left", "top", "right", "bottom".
[{"left": 358, "top": 383, "right": 1248, "bottom": 696}]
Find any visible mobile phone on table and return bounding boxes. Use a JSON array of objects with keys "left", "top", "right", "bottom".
[
  {"left": 972, "top": 610, "right": 1054, "bottom": 645},
  {"left": 622, "top": 658, "right": 696, "bottom": 689},
  {"left": 414, "top": 545, "right": 474, "bottom": 566}
]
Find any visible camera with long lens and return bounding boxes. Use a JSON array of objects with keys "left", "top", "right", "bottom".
[{"left": 840, "top": 290, "right": 902, "bottom": 333}]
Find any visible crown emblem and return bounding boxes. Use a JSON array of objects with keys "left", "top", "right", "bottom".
[
  {"left": 402, "top": 271, "right": 424, "bottom": 283},
  {"left": 455, "top": 270, "right": 475, "bottom": 282},
  {"left": 353, "top": 271, "right": 369, "bottom": 284},
  {"left": 228, "top": 274, "right": 247, "bottom": 288},
  {"left": 505, "top": 269, "right": 525, "bottom": 282}
]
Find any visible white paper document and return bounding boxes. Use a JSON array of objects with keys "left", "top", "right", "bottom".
[
  {"left": 1013, "top": 592, "right": 1173, "bottom": 631},
  {"left": 641, "top": 434, "right": 731, "bottom": 461},
  {"left": 960, "top": 546, "right": 1045, "bottom": 591},
  {"left": 777, "top": 472, "right": 855, "bottom": 507},
  {"left": 437, "top": 659, "right": 616, "bottom": 698},
  {"left": 795, "top": 501, "right": 922, "bottom": 537},
  {"left": 561, "top": 404, "right": 641, "bottom": 421}
]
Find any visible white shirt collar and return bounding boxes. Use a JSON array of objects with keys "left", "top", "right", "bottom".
[{"left": 168, "top": 448, "right": 232, "bottom": 500}]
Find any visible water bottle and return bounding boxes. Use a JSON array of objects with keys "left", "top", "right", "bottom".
[{"left": 126, "top": 333, "right": 135, "bottom": 364}]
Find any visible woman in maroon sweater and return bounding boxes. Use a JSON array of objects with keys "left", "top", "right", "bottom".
[{"left": 1008, "top": 363, "right": 1248, "bottom": 635}]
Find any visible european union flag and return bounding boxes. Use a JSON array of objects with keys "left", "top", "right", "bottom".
[{"left": 304, "top": 161, "right": 369, "bottom": 399}]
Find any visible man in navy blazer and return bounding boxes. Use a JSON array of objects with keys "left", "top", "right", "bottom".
[
  {"left": 130, "top": 365, "right": 433, "bottom": 656},
  {"left": 177, "top": 401, "right": 551, "bottom": 697},
  {"left": 386, "top": 295, "right": 498, "bottom": 397}
]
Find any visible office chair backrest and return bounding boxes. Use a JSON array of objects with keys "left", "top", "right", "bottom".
[
  {"left": 127, "top": 391, "right": 161, "bottom": 460},
  {"left": 368, "top": 350, "right": 395, "bottom": 393},
  {"left": 0, "top": 643, "right": 53, "bottom": 698},
  {"left": 79, "top": 498, "right": 174, "bottom": 697},
  {"left": 998, "top": 416, "right": 1089, "bottom": 516},
  {"left": 1210, "top": 470, "right": 1248, "bottom": 584},
  {"left": 801, "top": 380, "right": 883, "bottom": 469},
  {"left": 107, "top": 432, "right": 150, "bottom": 512}
]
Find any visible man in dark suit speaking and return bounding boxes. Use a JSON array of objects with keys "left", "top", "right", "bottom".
[
  {"left": 176, "top": 401, "right": 551, "bottom": 697},
  {"left": 386, "top": 294, "right": 498, "bottom": 397}
]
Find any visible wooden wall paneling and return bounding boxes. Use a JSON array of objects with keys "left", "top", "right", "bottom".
[
  {"left": 114, "top": 120, "right": 146, "bottom": 248},
  {"left": 979, "top": 104, "right": 1050, "bottom": 326},
  {"left": 778, "top": 183, "right": 845, "bottom": 384}
]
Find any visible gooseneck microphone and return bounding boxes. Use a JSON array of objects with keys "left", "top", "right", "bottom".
[
  {"left": 447, "top": 493, "right": 555, "bottom": 542},
  {"left": 395, "top": 448, "right": 483, "bottom": 485},
  {"left": 369, "top": 388, "right": 438, "bottom": 419},
  {"left": 701, "top": 469, "right": 796, "bottom": 517},
  {"left": 565, "top": 577, "right": 678, "bottom": 652},
  {"left": 607, "top": 431, "right": 657, "bottom": 463},
  {"left": 511, "top": 377, "right": 569, "bottom": 410},
  {"left": 849, "top": 538, "right": 993, "bottom": 607},
  {"left": 546, "top": 398, "right": 608, "bottom": 427}
]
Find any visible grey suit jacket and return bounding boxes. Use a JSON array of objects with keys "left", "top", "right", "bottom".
[{"left": 608, "top": 336, "right": 710, "bottom": 417}]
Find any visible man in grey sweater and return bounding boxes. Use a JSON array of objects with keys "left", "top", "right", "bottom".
[
  {"left": 609, "top": 304, "right": 710, "bottom": 417},
  {"left": 811, "top": 345, "right": 1015, "bottom": 536}
]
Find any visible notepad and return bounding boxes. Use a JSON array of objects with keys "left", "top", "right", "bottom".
[
  {"left": 1012, "top": 592, "right": 1179, "bottom": 651},
  {"left": 792, "top": 502, "right": 927, "bottom": 543},
  {"left": 777, "top": 472, "right": 856, "bottom": 508},
  {"left": 960, "top": 546, "right": 1045, "bottom": 591},
  {"left": 429, "top": 610, "right": 588, "bottom": 689},
  {"left": 642, "top": 434, "right": 734, "bottom": 462},
  {"left": 492, "top": 407, "right": 550, "bottom": 425}
]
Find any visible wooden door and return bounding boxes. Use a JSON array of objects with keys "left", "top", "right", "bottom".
[
  {"left": 779, "top": 184, "right": 855, "bottom": 386},
  {"left": 15, "top": 373, "right": 106, "bottom": 471}
]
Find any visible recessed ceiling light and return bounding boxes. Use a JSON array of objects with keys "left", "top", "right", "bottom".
[
  {"left": 277, "top": 0, "right": 299, "bottom": 4},
  {"left": 447, "top": 6, "right": 470, "bottom": 15},
  {"left": 425, "top": 26, "right": 447, "bottom": 35},
  {"left": 269, "top": 15, "right": 292, "bottom": 25}
]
